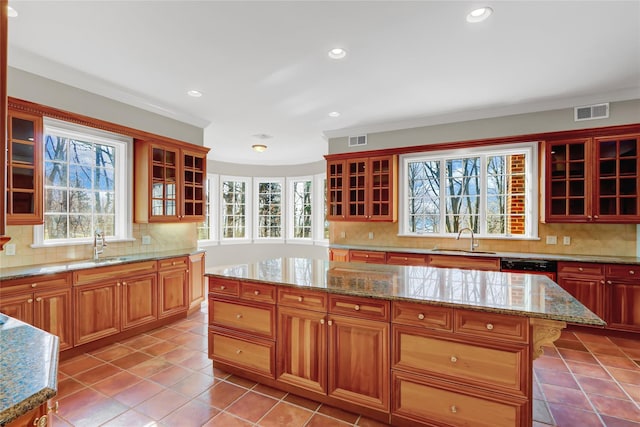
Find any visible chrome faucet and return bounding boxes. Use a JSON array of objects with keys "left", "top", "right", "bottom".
[
  {"left": 456, "top": 227, "right": 478, "bottom": 252},
  {"left": 93, "top": 230, "right": 107, "bottom": 260}
]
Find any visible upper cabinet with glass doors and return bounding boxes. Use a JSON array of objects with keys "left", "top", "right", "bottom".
[
  {"left": 134, "top": 139, "right": 209, "bottom": 223},
  {"left": 544, "top": 133, "right": 640, "bottom": 223},
  {"left": 7, "top": 110, "right": 43, "bottom": 225}
]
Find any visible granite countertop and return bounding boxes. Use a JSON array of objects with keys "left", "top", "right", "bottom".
[
  {"left": 331, "top": 244, "right": 640, "bottom": 265},
  {"left": 0, "top": 314, "right": 59, "bottom": 426},
  {"left": 206, "top": 257, "right": 606, "bottom": 327},
  {"left": 0, "top": 248, "right": 205, "bottom": 281}
]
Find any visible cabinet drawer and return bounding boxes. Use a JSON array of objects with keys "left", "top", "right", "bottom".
[
  {"left": 329, "top": 294, "right": 390, "bottom": 321},
  {"left": 73, "top": 261, "right": 157, "bottom": 285},
  {"left": 386, "top": 252, "right": 428, "bottom": 266},
  {"left": 158, "top": 256, "right": 188, "bottom": 270},
  {"left": 392, "top": 301, "right": 452, "bottom": 331},
  {"left": 209, "top": 329, "right": 275, "bottom": 378},
  {"left": 210, "top": 299, "right": 275, "bottom": 338},
  {"left": 557, "top": 262, "right": 605, "bottom": 277},
  {"left": 240, "top": 281, "right": 276, "bottom": 304},
  {"left": 0, "top": 273, "right": 70, "bottom": 294},
  {"left": 427, "top": 255, "right": 500, "bottom": 271},
  {"left": 392, "top": 326, "right": 526, "bottom": 394},
  {"left": 606, "top": 264, "right": 640, "bottom": 281},
  {"left": 278, "top": 288, "right": 327, "bottom": 312},
  {"left": 208, "top": 277, "right": 240, "bottom": 297},
  {"left": 454, "top": 309, "right": 528, "bottom": 343},
  {"left": 392, "top": 372, "right": 525, "bottom": 427},
  {"left": 349, "top": 250, "right": 387, "bottom": 264}
]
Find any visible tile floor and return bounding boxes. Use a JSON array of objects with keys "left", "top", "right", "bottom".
[{"left": 49, "top": 305, "right": 640, "bottom": 427}]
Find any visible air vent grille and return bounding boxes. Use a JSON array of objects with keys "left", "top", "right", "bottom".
[
  {"left": 574, "top": 103, "right": 609, "bottom": 121},
  {"left": 349, "top": 135, "right": 367, "bottom": 147}
]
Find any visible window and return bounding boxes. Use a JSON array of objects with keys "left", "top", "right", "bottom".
[
  {"left": 255, "top": 178, "right": 284, "bottom": 240},
  {"left": 221, "top": 176, "right": 251, "bottom": 240},
  {"left": 288, "top": 177, "right": 312, "bottom": 240},
  {"left": 36, "top": 118, "right": 131, "bottom": 245},
  {"left": 401, "top": 142, "right": 537, "bottom": 238},
  {"left": 198, "top": 173, "right": 218, "bottom": 241}
]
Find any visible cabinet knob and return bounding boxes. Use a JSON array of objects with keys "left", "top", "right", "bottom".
[
  {"left": 365, "top": 254, "right": 369, "bottom": 258},
  {"left": 354, "top": 305, "right": 361, "bottom": 311},
  {"left": 254, "top": 290, "right": 260, "bottom": 295},
  {"left": 117, "top": 282, "right": 121, "bottom": 287},
  {"left": 607, "top": 280, "right": 612, "bottom": 285},
  {"left": 630, "top": 270, "right": 635, "bottom": 275},
  {"left": 486, "top": 323, "right": 494, "bottom": 330},
  {"left": 578, "top": 267, "right": 584, "bottom": 271},
  {"left": 27, "top": 298, "right": 33, "bottom": 304},
  {"left": 236, "top": 349, "right": 242, "bottom": 355},
  {"left": 328, "top": 320, "right": 333, "bottom": 326},
  {"left": 594, "top": 215, "right": 599, "bottom": 219},
  {"left": 450, "top": 356, "right": 458, "bottom": 363},
  {"left": 220, "top": 285, "right": 226, "bottom": 290},
  {"left": 122, "top": 281, "right": 127, "bottom": 286},
  {"left": 404, "top": 257, "right": 408, "bottom": 261},
  {"left": 320, "top": 318, "right": 325, "bottom": 325},
  {"left": 236, "top": 314, "right": 243, "bottom": 319},
  {"left": 450, "top": 406, "right": 458, "bottom": 414},
  {"left": 172, "top": 261, "right": 177, "bottom": 266},
  {"left": 417, "top": 313, "right": 425, "bottom": 320},
  {"left": 33, "top": 414, "right": 48, "bottom": 427},
  {"left": 36, "top": 297, "right": 42, "bottom": 302},
  {"left": 31, "top": 283, "right": 37, "bottom": 288},
  {"left": 600, "top": 280, "right": 605, "bottom": 284},
  {"left": 297, "top": 296, "right": 304, "bottom": 302}
]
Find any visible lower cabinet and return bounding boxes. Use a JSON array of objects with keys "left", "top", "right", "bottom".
[
  {"left": 122, "top": 274, "right": 158, "bottom": 330},
  {"left": 158, "top": 257, "right": 189, "bottom": 318},
  {"left": 606, "top": 264, "right": 640, "bottom": 332},
  {"left": 74, "top": 281, "right": 121, "bottom": 345},
  {"left": 188, "top": 252, "right": 206, "bottom": 313}
]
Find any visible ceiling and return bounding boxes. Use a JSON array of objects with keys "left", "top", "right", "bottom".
[{"left": 7, "top": 1, "right": 640, "bottom": 165}]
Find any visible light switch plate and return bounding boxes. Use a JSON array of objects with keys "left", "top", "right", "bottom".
[
  {"left": 368, "top": 232, "right": 374, "bottom": 240},
  {"left": 563, "top": 236, "right": 571, "bottom": 245},
  {"left": 546, "top": 235, "right": 557, "bottom": 245},
  {"left": 5, "top": 244, "right": 15, "bottom": 255},
  {"left": 142, "top": 235, "right": 151, "bottom": 245}
]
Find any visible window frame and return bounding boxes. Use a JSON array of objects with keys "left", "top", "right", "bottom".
[
  {"left": 399, "top": 141, "right": 539, "bottom": 240},
  {"left": 253, "top": 177, "right": 285, "bottom": 243},
  {"left": 197, "top": 173, "right": 219, "bottom": 244},
  {"left": 219, "top": 175, "right": 252, "bottom": 244},
  {"left": 286, "top": 176, "right": 314, "bottom": 244}
]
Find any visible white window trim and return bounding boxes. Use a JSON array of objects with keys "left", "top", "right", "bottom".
[
  {"left": 219, "top": 175, "right": 252, "bottom": 244},
  {"left": 313, "top": 173, "right": 329, "bottom": 246},
  {"left": 197, "top": 173, "right": 219, "bottom": 247},
  {"left": 286, "top": 176, "right": 314, "bottom": 244},
  {"left": 253, "top": 177, "right": 285, "bottom": 243},
  {"left": 33, "top": 118, "right": 133, "bottom": 247},
  {"left": 398, "top": 141, "right": 539, "bottom": 240}
]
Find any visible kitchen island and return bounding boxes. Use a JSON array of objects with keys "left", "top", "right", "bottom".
[{"left": 206, "top": 258, "right": 604, "bottom": 427}]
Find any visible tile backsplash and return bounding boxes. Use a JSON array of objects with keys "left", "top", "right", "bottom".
[{"left": 0, "top": 223, "right": 197, "bottom": 269}]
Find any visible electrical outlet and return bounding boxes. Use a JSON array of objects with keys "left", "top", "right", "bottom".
[
  {"left": 563, "top": 236, "right": 571, "bottom": 245},
  {"left": 340, "top": 231, "right": 346, "bottom": 239},
  {"left": 368, "top": 232, "right": 374, "bottom": 240},
  {"left": 5, "top": 244, "right": 16, "bottom": 256},
  {"left": 142, "top": 235, "right": 151, "bottom": 245},
  {"left": 546, "top": 235, "right": 557, "bottom": 245}
]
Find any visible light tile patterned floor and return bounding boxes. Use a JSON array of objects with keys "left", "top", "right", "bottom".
[{"left": 49, "top": 306, "right": 640, "bottom": 426}]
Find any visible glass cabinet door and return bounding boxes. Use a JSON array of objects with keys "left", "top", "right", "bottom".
[
  {"left": 346, "top": 159, "right": 367, "bottom": 219},
  {"left": 547, "top": 139, "right": 589, "bottom": 219},
  {"left": 151, "top": 145, "right": 178, "bottom": 219},
  {"left": 182, "top": 151, "right": 206, "bottom": 220},
  {"left": 369, "top": 156, "right": 394, "bottom": 220},
  {"left": 327, "top": 160, "right": 345, "bottom": 220}
]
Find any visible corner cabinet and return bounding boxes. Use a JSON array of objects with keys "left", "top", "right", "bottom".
[
  {"left": 134, "top": 139, "right": 209, "bottom": 223},
  {"left": 544, "top": 133, "right": 640, "bottom": 223},
  {"left": 326, "top": 154, "right": 397, "bottom": 222}
]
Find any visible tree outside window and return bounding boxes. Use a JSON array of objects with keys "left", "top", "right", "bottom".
[
  {"left": 256, "top": 180, "right": 283, "bottom": 239},
  {"left": 222, "top": 179, "right": 247, "bottom": 239},
  {"left": 291, "top": 179, "right": 312, "bottom": 239}
]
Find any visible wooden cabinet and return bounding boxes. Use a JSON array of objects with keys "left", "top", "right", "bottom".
[
  {"left": 121, "top": 273, "right": 157, "bottom": 330},
  {"left": 545, "top": 134, "right": 640, "bottom": 223},
  {"left": 0, "top": 273, "right": 73, "bottom": 350},
  {"left": 188, "top": 252, "right": 205, "bottom": 314},
  {"left": 386, "top": 252, "right": 429, "bottom": 266},
  {"left": 6, "top": 109, "right": 43, "bottom": 225},
  {"left": 605, "top": 264, "right": 640, "bottom": 332},
  {"left": 5, "top": 401, "right": 55, "bottom": 427},
  {"left": 74, "top": 280, "right": 121, "bottom": 345},
  {"left": 158, "top": 257, "right": 189, "bottom": 318},
  {"left": 557, "top": 262, "right": 605, "bottom": 319},
  {"left": 427, "top": 254, "right": 500, "bottom": 271},
  {"left": 328, "top": 248, "right": 349, "bottom": 262},
  {"left": 1, "top": 0, "right": 8, "bottom": 247},
  {"left": 326, "top": 154, "right": 397, "bottom": 222},
  {"left": 349, "top": 249, "right": 386, "bottom": 264},
  {"left": 134, "top": 139, "right": 209, "bottom": 223}
]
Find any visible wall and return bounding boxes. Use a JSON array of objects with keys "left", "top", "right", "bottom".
[
  {"left": 328, "top": 100, "right": 640, "bottom": 257},
  {"left": 1, "top": 68, "right": 205, "bottom": 269}
]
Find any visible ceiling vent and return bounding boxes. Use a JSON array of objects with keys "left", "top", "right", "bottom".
[
  {"left": 574, "top": 103, "right": 609, "bottom": 122},
  {"left": 349, "top": 135, "right": 367, "bottom": 147}
]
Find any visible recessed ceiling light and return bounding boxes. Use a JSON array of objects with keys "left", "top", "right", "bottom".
[
  {"left": 328, "top": 48, "right": 347, "bottom": 60},
  {"left": 187, "top": 90, "right": 203, "bottom": 97},
  {"left": 328, "top": 111, "right": 341, "bottom": 118},
  {"left": 7, "top": 5, "right": 18, "bottom": 17},
  {"left": 252, "top": 144, "right": 268, "bottom": 153},
  {"left": 466, "top": 7, "right": 493, "bottom": 23}
]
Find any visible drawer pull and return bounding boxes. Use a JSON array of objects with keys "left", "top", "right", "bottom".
[
  {"left": 236, "top": 314, "right": 243, "bottom": 319},
  {"left": 48, "top": 401, "right": 59, "bottom": 414},
  {"left": 607, "top": 280, "right": 612, "bottom": 285},
  {"left": 236, "top": 349, "right": 242, "bottom": 355},
  {"left": 579, "top": 267, "right": 584, "bottom": 271},
  {"left": 27, "top": 298, "right": 33, "bottom": 304},
  {"left": 297, "top": 296, "right": 304, "bottom": 302},
  {"left": 31, "top": 283, "right": 37, "bottom": 288},
  {"left": 328, "top": 320, "right": 333, "bottom": 326},
  {"left": 220, "top": 285, "right": 226, "bottom": 290},
  {"left": 630, "top": 270, "right": 635, "bottom": 275},
  {"left": 320, "top": 318, "right": 325, "bottom": 325},
  {"left": 36, "top": 297, "right": 42, "bottom": 302},
  {"left": 450, "top": 356, "right": 458, "bottom": 363},
  {"left": 486, "top": 323, "right": 494, "bottom": 330},
  {"left": 404, "top": 257, "right": 408, "bottom": 261},
  {"left": 417, "top": 313, "right": 425, "bottom": 320},
  {"left": 123, "top": 281, "right": 127, "bottom": 286},
  {"left": 450, "top": 405, "right": 458, "bottom": 414},
  {"left": 254, "top": 290, "right": 260, "bottom": 295},
  {"left": 354, "top": 304, "right": 361, "bottom": 311}
]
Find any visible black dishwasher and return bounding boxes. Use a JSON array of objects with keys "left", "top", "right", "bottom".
[{"left": 500, "top": 258, "right": 557, "bottom": 281}]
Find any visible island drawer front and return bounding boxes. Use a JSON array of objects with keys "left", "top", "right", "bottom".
[
  {"left": 557, "top": 262, "right": 605, "bottom": 277},
  {"left": 278, "top": 288, "right": 327, "bottom": 312},
  {"left": 158, "top": 256, "right": 188, "bottom": 270},
  {"left": 240, "top": 281, "right": 277, "bottom": 304},
  {"left": 427, "top": 254, "right": 500, "bottom": 271},
  {"left": 386, "top": 252, "right": 429, "bottom": 266},
  {"left": 349, "top": 250, "right": 387, "bottom": 264},
  {"left": 328, "top": 295, "right": 390, "bottom": 321},
  {"left": 392, "top": 326, "right": 526, "bottom": 395},
  {"left": 209, "top": 329, "right": 275, "bottom": 378},
  {"left": 0, "top": 273, "right": 70, "bottom": 294},
  {"left": 392, "top": 372, "right": 526, "bottom": 427},
  {"left": 73, "top": 261, "right": 157, "bottom": 285},
  {"left": 454, "top": 309, "right": 529, "bottom": 343},
  {"left": 208, "top": 277, "right": 240, "bottom": 297},
  {"left": 210, "top": 299, "right": 275, "bottom": 339},
  {"left": 606, "top": 264, "right": 640, "bottom": 281},
  {"left": 392, "top": 301, "right": 452, "bottom": 331}
]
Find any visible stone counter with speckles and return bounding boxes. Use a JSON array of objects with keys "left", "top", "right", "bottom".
[
  {"left": 206, "top": 257, "right": 606, "bottom": 326},
  {"left": 0, "top": 314, "right": 59, "bottom": 426}
]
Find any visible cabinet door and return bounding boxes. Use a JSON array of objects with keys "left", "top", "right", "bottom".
[
  {"left": 594, "top": 134, "right": 640, "bottom": 222},
  {"left": 558, "top": 277, "right": 605, "bottom": 319},
  {"left": 327, "top": 159, "right": 346, "bottom": 220},
  {"left": 150, "top": 143, "right": 180, "bottom": 222},
  {"left": 188, "top": 252, "right": 205, "bottom": 313},
  {"left": 277, "top": 306, "right": 327, "bottom": 394},
  {"left": 545, "top": 139, "right": 591, "bottom": 222},
  {"left": 346, "top": 158, "right": 368, "bottom": 220},
  {"left": 158, "top": 268, "right": 188, "bottom": 318},
  {"left": 34, "top": 288, "right": 73, "bottom": 351},
  {"left": 7, "top": 110, "right": 43, "bottom": 225},
  {"left": 74, "top": 282, "right": 121, "bottom": 345},
  {"left": 368, "top": 155, "right": 396, "bottom": 221},
  {"left": 329, "top": 248, "right": 349, "bottom": 262},
  {"left": 122, "top": 273, "right": 157, "bottom": 330},
  {"left": 181, "top": 149, "right": 207, "bottom": 221},
  {"left": 607, "top": 281, "right": 640, "bottom": 332},
  {"left": 0, "top": 293, "right": 34, "bottom": 324},
  {"left": 328, "top": 314, "right": 390, "bottom": 411}
]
